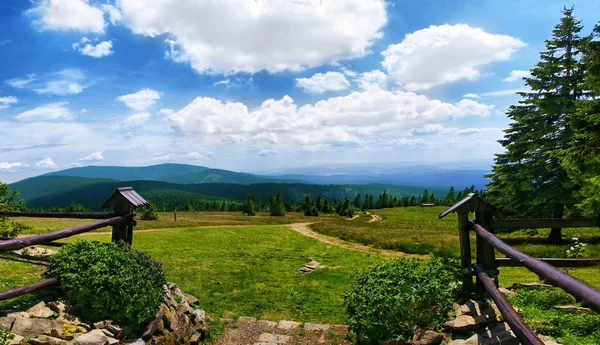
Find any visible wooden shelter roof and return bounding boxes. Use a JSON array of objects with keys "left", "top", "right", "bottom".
[{"left": 438, "top": 193, "right": 497, "bottom": 219}]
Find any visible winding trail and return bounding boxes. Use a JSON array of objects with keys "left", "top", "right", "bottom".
[
  {"left": 287, "top": 222, "right": 425, "bottom": 258},
  {"left": 366, "top": 211, "right": 382, "bottom": 222}
]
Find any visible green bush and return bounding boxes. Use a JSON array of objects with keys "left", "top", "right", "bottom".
[
  {"left": 343, "top": 256, "right": 460, "bottom": 344},
  {"left": 45, "top": 240, "right": 166, "bottom": 327},
  {"left": 140, "top": 203, "right": 160, "bottom": 221}
]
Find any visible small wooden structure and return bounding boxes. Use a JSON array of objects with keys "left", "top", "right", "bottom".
[
  {"left": 0, "top": 187, "right": 146, "bottom": 302},
  {"left": 102, "top": 187, "right": 148, "bottom": 244}
]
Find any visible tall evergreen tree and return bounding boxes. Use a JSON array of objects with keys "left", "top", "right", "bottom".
[
  {"left": 563, "top": 23, "right": 600, "bottom": 215},
  {"left": 486, "top": 8, "right": 587, "bottom": 243},
  {"left": 242, "top": 194, "right": 256, "bottom": 216},
  {"left": 445, "top": 187, "right": 457, "bottom": 205},
  {"left": 270, "top": 192, "right": 286, "bottom": 216}
]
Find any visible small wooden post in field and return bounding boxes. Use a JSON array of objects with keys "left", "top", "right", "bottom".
[
  {"left": 101, "top": 187, "right": 147, "bottom": 245},
  {"left": 174, "top": 210, "right": 177, "bottom": 222}
]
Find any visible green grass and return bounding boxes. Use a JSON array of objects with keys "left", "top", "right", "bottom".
[{"left": 1, "top": 224, "right": 383, "bottom": 323}]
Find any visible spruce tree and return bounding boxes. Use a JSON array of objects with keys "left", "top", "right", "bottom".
[
  {"left": 140, "top": 203, "right": 160, "bottom": 221},
  {"left": 445, "top": 187, "right": 457, "bottom": 205},
  {"left": 486, "top": 8, "right": 586, "bottom": 243},
  {"left": 242, "top": 194, "right": 256, "bottom": 216},
  {"left": 270, "top": 192, "right": 286, "bottom": 216},
  {"left": 563, "top": 23, "right": 600, "bottom": 215}
]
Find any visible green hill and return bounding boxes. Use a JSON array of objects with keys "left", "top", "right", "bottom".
[
  {"left": 23, "top": 180, "right": 438, "bottom": 211},
  {"left": 10, "top": 175, "right": 117, "bottom": 201},
  {"left": 43, "top": 163, "right": 211, "bottom": 181},
  {"left": 167, "top": 168, "right": 302, "bottom": 184}
]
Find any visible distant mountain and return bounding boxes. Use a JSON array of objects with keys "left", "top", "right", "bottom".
[
  {"left": 167, "top": 168, "right": 305, "bottom": 185},
  {"left": 24, "top": 180, "right": 440, "bottom": 211},
  {"left": 10, "top": 176, "right": 117, "bottom": 201},
  {"left": 43, "top": 164, "right": 211, "bottom": 182}
]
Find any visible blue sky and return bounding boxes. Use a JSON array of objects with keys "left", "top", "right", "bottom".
[{"left": 1, "top": 0, "right": 599, "bottom": 182}]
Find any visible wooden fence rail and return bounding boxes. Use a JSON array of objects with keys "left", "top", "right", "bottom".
[
  {"left": 0, "top": 277, "right": 58, "bottom": 301},
  {"left": 0, "top": 214, "right": 131, "bottom": 252},
  {"left": 0, "top": 211, "right": 117, "bottom": 219},
  {"left": 471, "top": 222, "right": 600, "bottom": 313}
]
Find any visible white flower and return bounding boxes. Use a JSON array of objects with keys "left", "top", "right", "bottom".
[
  {"left": 572, "top": 237, "right": 579, "bottom": 241},
  {"left": 570, "top": 247, "right": 575, "bottom": 250}
]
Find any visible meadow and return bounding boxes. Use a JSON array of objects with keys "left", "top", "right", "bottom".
[{"left": 2, "top": 207, "right": 600, "bottom": 324}]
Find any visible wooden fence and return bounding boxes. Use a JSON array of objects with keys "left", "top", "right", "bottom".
[
  {"left": 0, "top": 187, "right": 147, "bottom": 302},
  {"left": 440, "top": 193, "right": 600, "bottom": 345}
]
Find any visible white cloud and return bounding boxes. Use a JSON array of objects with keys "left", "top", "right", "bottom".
[
  {"left": 122, "top": 112, "right": 151, "bottom": 127},
  {"left": 296, "top": 72, "right": 351, "bottom": 94},
  {"left": 34, "top": 158, "right": 58, "bottom": 169},
  {"left": 411, "top": 124, "right": 445, "bottom": 135},
  {"left": 15, "top": 102, "right": 73, "bottom": 121},
  {"left": 101, "top": 4, "right": 122, "bottom": 25},
  {"left": 117, "top": 88, "right": 161, "bottom": 111},
  {"left": 0, "top": 96, "right": 18, "bottom": 110},
  {"left": 462, "top": 93, "right": 480, "bottom": 99},
  {"left": 381, "top": 24, "right": 526, "bottom": 90},
  {"left": 149, "top": 153, "right": 177, "bottom": 162},
  {"left": 258, "top": 150, "right": 277, "bottom": 156},
  {"left": 78, "top": 151, "right": 104, "bottom": 162},
  {"left": 7, "top": 69, "right": 86, "bottom": 96},
  {"left": 116, "top": 0, "right": 387, "bottom": 74},
  {"left": 0, "top": 162, "right": 23, "bottom": 171},
  {"left": 481, "top": 88, "right": 530, "bottom": 97},
  {"left": 213, "top": 77, "right": 253, "bottom": 89},
  {"left": 186, "top": 152, "right": 203, "bottom": 159},
  {"left": 73, "top": 38, "right": 113, "bottom": 58},
  {"left": 356, "top": 70, "right": 389, "bottom": 90},
  {"left": 503, "top": 70, "right": 531, "bottom": 82},
  {"left": 27, "top": 0, "right": 106, "bottom": 34},
  {"left": 80, "top": 109, "right": 88, "bottom": 113},
  {"left": 167, "top": 89, "right": 493, "bottom": 149}
]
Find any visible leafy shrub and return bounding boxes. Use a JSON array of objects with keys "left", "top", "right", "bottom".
[
  {"left": 344, "top": 256, "right": 460, "bottom": 344},
  {"left": 45, "top": 240, "right": 166, "bottom": 327}
]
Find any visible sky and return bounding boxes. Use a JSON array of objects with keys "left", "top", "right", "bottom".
[{"left": 1, "top": 0, "right": 599, "bottom": 182}]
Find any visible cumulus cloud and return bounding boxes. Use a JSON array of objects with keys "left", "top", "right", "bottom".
[
  {"left": 78, "top": 151, "right": 104, "bottom": 161},
  {"left": 73, "top": 37, "right": 113, "bottom": 58},
  {"left": 101, "top": 4, "right": 122, "bottom": 25},
  {"left": 0, "top": 162, "right": 23, "bottom": 171},
  {"left": 166, "top": 89, "right": 493, "bottom": 149},
  {"left": 296, "top": 72, "right": 351, "bottom": 94},
  {"left": 115, "top": 0, "right": 387, "bottom": 74},
  {"left": 411, "top": 124, "right": 445, "bottom": 135},
  {"left": 356, "top": 70, "right": 389, "bottom": 90},
  {"left": 503, "top": 70, "right": 531, "bottom": 82},
  {"left": 213, "top": 77, "right": 254, "bottom": 89},
  {"left": 34, "top": 158, "right": 58, "bottom": 169},
  {"left": 6, "top": 69, "right": 86, "bottom": 96},
  {"left": 27, "top": 0, "right": 106, "bottom": 34},
  {"left": 0, "top": 96, "right": 17, "bottom": 110},
  {"left": 381, "top": 24, "right": 525, "bottom": 90},
  {"left": 122, "top": 112, "right": 151, "bottom": 127},
  {"left": 462, "top": 93, "right": 480, "bottom": 99},
  {"left": 258, "top": 150, "right": 277, "bottom": 156},
  {"left": 117, "top": 88, "right": 161, "bottom": 111},
  {"left": 15, "top": 102, "right": 73, "bottom": 121},
  {"left": 186, "top": 152, "right": 203, "bottom": 159}
]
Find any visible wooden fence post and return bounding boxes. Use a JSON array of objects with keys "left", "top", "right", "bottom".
[
  {"left": 458, "top": 212, "right": 473, "bottom": 295},
  {"left": 476, "top": 211, "right": 498, "bottom": 287},
  {"left": 101, "top": 187, "right": 147, "bottom": 245},
  {"left": 112, "top": 203, "right": 132, "bottom": 244}
]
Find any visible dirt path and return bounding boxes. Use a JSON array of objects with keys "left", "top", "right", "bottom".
[
  {"left": 365, "top": 211, "right": 382, "bottom": 222},
  {"left": 288, "top": 223, "right": 424, "bottom": 258},
  {"left": 346, "top": 215, "right": 359, "bottom": 220}
]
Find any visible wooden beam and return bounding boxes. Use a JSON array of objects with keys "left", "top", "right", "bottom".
[
  {"left": 0, "top": 237, "right": 67, "bottom": 247},
  {"left": 0, "top": 277, "right": 58, "bottom": 301},
  {"left": 491, "top": 218, "right": 598, "bottom": 230},
  {"left": 473, "top": 264, "right": 544, "bottom": 345},
  {"left": 472, "top": 222, "right": 600, "bottom": 313},
  {"left": 496, "top": 257, "right": 600, "bottom": 267},
  {"left": 0, "top": 211, "right": 117, "bottom": 219},
  {"left": 0, "top": 215, "right": 131, "bottom": 252}
]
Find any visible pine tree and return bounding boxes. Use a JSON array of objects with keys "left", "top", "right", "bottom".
[
  {"left": 140, "top": 203, "right": 160, "bottom": 221},
  {"left": 445, "top": 187, "right": 457, "bottom": 205},
  {"left": 242, "top": 194, "right": 256, "bottom": 216},
  {"left": 486, "top": 7, "right": 587, "bottom": 243},
  {"left": 353, "top": 193, "right": 362, "bottom": 209},
  {"left": 270, "top": 192, "right": 286, "bottom": 216},
  {"left": 563, "top": 23, "right": 600, "bottom": 215},
  {"left": 0, "top": 183, "right": 29, "bottom": 237}
]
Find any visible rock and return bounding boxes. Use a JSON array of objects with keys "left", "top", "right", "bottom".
[
  {"left": 78, "top": 323, "right": 92, "bottom": 332},
  {"left": 30, "top": 335, "right": 65, "bottom": 345},
  {"left": 126, "top": 338, "right": 144, "bottom": 345},
  {"left": 236, "top": 316, "right": 257, "bottom": 323},
  {"left": 45, "top": 327, "right": 74, "bottom": 340},
  {"left": 539, "top": 335, "right": 561, "bottom": 345},
  {"left": 106, "top": 336, "right": 119, "bottom": 345},
  {"left": 176, "top": 301, "right": 193, "bottom": 316},
  {"left": 177, "top": 314, "right": 195, "bottom": 341},
  {"left": 449, "top": 314, "right": 489, "bottom": 332},
  {"left": 47, "top": 301, "right": 66, "bottom": 313},
  {"left": 448, "top": 333, "right": 479, "bottom": 345},
  {"left": 142, "top": 318, "right": 164, "bottom": 341},
  {"left": 106, "top": 325, "right": 122, "bottom": 339},
  {"left": 74, "top": 329, "right": 109, "bottom": 345},
  {"left": 57, "top": 312, "right": 82, "bottom": 325},
  {"left": 192, "top": 309, "right": 206, "bottom": 326},
  {"left": 330, "top": 324, "right": 349, "bottom": 334},
  {"left": 0, "top": 317, "right": 15, "bottom": 331},
  {"left": 258, "top": 333, "right": 291, "bottom": 344},
  {"left": 553, "top": 305, "right": 590, "bottom": 313},
  {"left": 189, "top": 332, "right": 201, "bottom": 345},
  {"left": 277, "top": 320, "right": 301, "bottom": 331},
  {"left": 11, "top": 318, "right": 63, "bottom": 337},
  {"left": 8, "top": 334, "right": 23, "bottom": 345},
  {"left": 460, "top": 300, "right": 488, "bottom": 316},
  {"left": 101, "top": 329, "right": 114, "bottom": 337},
  {"left": 185, "top": 294, "right": 199, "bottom": 306},
  {"left": 93, "top": 321, "right": 106, "bottom": 329},
  {"left": 304, "top": 323, "right": 330, "bottom": 332},
  {"left": 413, "top": 331, "right": 444, "bottom": 345},
  {"left": 256, "top": 320, "right": 278, "bottom": 329},
  {"left": 27, "top": 302, "right": 55, "bottom": 318},
  {"left": 6, "top": 312, "right": 28, "bottom": 319}
]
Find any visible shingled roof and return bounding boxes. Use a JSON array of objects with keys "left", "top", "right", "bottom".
[
  {"left": 438, "top": 193, "right": 497, "bottom": 219},
  {"left": 101, "top": 187, "right": 148, "bottom": 209}
]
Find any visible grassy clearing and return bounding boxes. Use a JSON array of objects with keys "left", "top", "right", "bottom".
[
  {"left": 1, "top": 224, "right": 383, "bottom": 323},
  {"left": 14, "top": 211, "right": 335, "bottom": 235}
]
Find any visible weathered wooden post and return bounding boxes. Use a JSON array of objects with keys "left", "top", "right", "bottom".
[
  {"left": 101, "top": 187, "right": 148, "bottom": 245},
  {"left": 458, "top": 211, "right": 473, "bottom": 295},
  {"left": 475, "top": 210, "right": 498, "bottom": 289}
]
